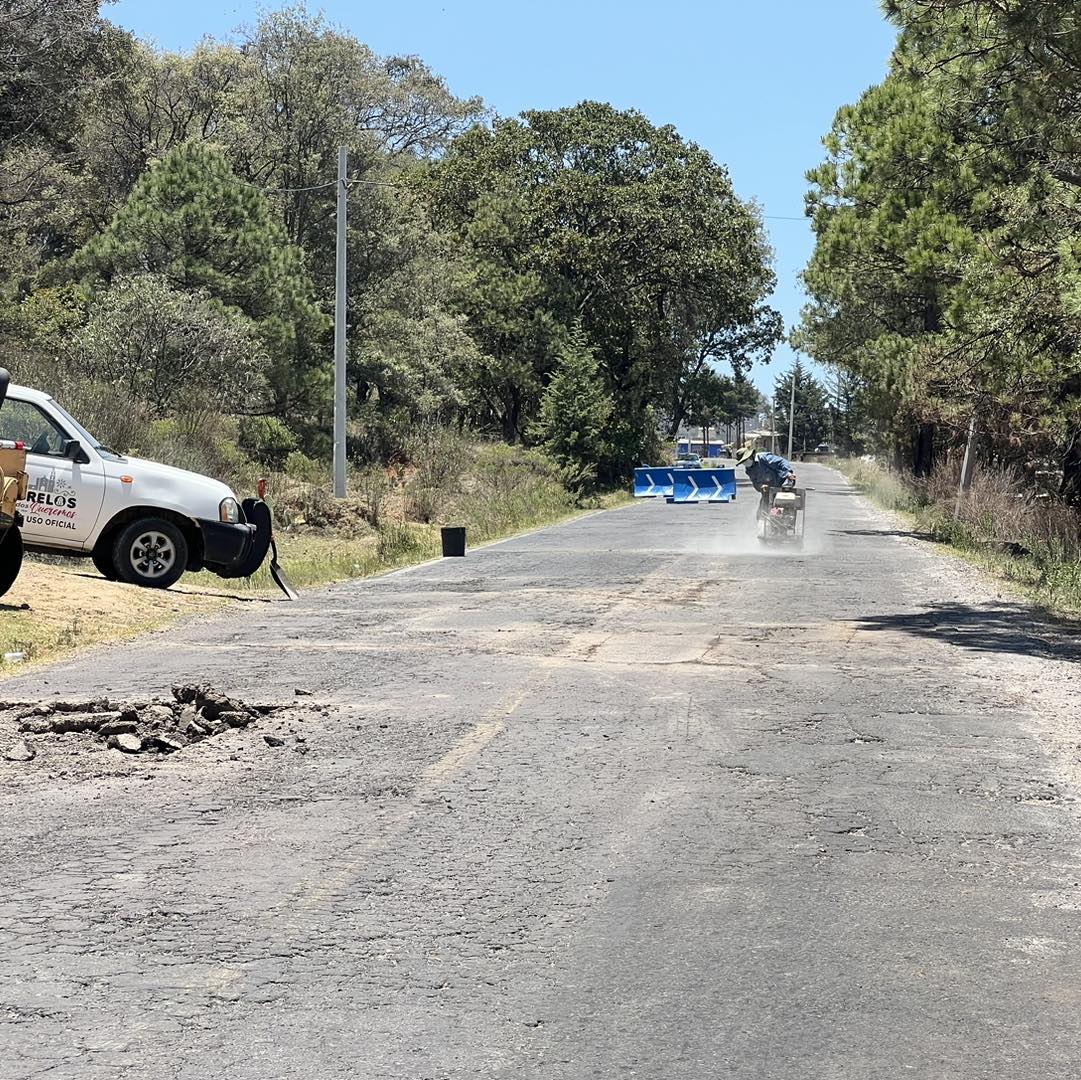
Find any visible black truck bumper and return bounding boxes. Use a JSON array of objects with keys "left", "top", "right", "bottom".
[{"left": 197, "top": 498, "right": 273, "bottom": 579}]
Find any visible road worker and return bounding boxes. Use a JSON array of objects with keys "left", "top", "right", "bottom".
[{"left": 734, "top": 444, "right": 796, "bottom": 518}]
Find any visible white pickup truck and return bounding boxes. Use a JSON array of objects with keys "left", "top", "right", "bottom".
[{"left": 0, "top": 382, "right": 274, "bottom": 590}]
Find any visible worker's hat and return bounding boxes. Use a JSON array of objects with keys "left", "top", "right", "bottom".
[{"left": 734, "top": 444, "right": 756, "bottom": 466}]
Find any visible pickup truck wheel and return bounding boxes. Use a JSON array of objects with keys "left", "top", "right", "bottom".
[
  {"left": 0, "top": 527, "right": 23, "bottom": 598},
  {"left": 91, "top": 547, "right": 119, "bottom": 581},
  {"left": 113, "top": 518, "right": 187, "bottom": 589}
]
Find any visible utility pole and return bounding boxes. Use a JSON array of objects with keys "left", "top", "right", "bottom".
[
  {"left": 954, "top": 415, "right": 977, "bottom": 520},
  {"left": 829, "top": 369, "right": 837, "bottom": 450},
  {"left": 770, "top": 400, "right": 776, "bottom": 454},
  {"left": 787, "top": 363, "right": 797, "bottom": 457},
  {"left": 333, "top": 145, "right": 348, "bottom": 498}
]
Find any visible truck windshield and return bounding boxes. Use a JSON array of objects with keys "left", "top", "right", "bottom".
[{"left": 47, "top": 399, "right": 124, "bottom": 460}]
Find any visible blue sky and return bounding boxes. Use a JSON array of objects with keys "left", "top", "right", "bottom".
[{"left": 104, "top": 0, "right": 897, "bottom": 396}]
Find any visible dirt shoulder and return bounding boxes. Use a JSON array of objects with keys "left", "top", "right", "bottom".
[{"left": 0, "top": 557, "right": 253, "bottom": 677}]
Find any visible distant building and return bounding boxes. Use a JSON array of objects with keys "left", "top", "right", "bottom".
[{"left": 674, "top": 420, "right": 760, "bottom": 457}]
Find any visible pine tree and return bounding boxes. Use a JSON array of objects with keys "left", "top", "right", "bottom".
[
  {"left": 774, "top": 362, "right": 831, "bottom": 453},
  {"left": 76, "top": 142, "right": 326, "bottom": 409},
  {"left": 535, "top": 327, "right": 614, "bottom": 490}
]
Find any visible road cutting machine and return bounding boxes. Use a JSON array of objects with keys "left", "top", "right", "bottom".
[{"left": 755, "top": 481, "right": 806, "bottom": 548}]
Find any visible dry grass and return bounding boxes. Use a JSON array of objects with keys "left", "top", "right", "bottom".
[
  {"left": 0, "top": 559, "right": 231, "bottom": 679},
  {"left": 196, "top": 441, "right": 629, "bottom": 593},
  {"left": 838, "top": 458, "right": 1081, "bottom": 614}
]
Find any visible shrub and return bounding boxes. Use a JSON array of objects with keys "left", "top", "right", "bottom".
[
  {"left": 401, "top": 426, "right": 471, "bottom": 524},
  {"left": 355, "top": 465, "right": 399, "bottom": 528},
  {"left": 840, "top": 457, "right": 1081, "bottom": 612},
  {"left": 73, "top": 274, "right": 269, "bottom": 414},
  {"left": 445, "top": 442, "right": 575, "bottom": 540},
  {"left": 377, "top": 523, "right": 436, "bottom": 563},
  {"left": 240, "top": 415, "right": 298, "bottom": 469},
  {"left": 284, "top": 452, "right": 325, "bottom": 485},
  {"left": 132, "top": 411, "right": 255, "bottom": 491}
]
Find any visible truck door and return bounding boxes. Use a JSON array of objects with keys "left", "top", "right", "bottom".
[{"left": 0, "top": 398, "right": 106, "bottom": 548}]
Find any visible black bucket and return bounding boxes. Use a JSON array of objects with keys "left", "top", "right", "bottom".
[{"left": 441, "top": 526, "right": 466, "bottom": 557}]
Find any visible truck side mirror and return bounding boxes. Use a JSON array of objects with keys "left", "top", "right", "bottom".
[
  {"left": 63, "top": 438, "right": 90, "bottom": 465},
  {"left": 0, "top": 368, "right": 9, "bottom": 411}
]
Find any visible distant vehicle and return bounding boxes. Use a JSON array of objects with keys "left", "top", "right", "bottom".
[
  {"left": 815, "top": 443, "right": 834, "bottom": 455},
  {"left": 674, "top": 453, "right": 703, "bottom": 468}
]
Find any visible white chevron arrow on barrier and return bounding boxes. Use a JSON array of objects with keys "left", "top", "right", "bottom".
[
  {"left": 711, "top": 475, "right": 723, "bottom": 500},
  {"left": 688, "top": 474, "right": 700, "bottom": 499},
  {"left": 645, "top": 472, "right": 658, "bottom": 495}
]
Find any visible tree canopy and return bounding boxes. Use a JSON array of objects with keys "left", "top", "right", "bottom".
[
  {"left": 799, "top": 0, "right": 1081, "bottom": 497},
  {"left": 425, "top": 101, "right": 782, "bottom": 470},
  {"left": 0, "top": 3, "right": 781, "bottom": 485}
]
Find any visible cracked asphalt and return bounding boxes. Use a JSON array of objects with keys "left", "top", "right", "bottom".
[{"left": 3, "top": 464, "right": 1081, "bottom": 1078}]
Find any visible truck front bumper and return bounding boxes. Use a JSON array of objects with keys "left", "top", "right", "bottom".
[{"left": 197, "top": 498, "right": 273, "bottom": 579}]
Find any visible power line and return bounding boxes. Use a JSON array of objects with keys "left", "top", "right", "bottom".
[
  {"left": 260, "top": 175, "right": 410, "bottom": 194},
  {"left": 348, "top": 176, "right": 410, "bottom": 189},
  {"left": 262, "top": 178, "right": 338, "bottom": 194},
  {"left": 263, "top": 176, "right": 805, "bottom": 203}
]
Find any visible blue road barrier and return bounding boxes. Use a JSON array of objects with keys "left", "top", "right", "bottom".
[
  {"left": 633, "top": 468, "right": 677, "bottom": 498},
  {"left": 667, "top": 467, "right": 737, "bottom": 504}
]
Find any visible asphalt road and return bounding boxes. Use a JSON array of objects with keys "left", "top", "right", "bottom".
[{"left": 3, "top": 464, "right": 1081, "bottom": 1079}]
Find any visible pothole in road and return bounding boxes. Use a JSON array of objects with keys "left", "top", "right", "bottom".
[
  {"left": 0, "top": 683, "right": 313, "bottom": 762},
  {"left": 956, "top": 780, "right": 1064, "bottom": 805}
]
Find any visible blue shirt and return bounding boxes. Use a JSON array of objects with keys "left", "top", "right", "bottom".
[{"left": 745, "top": 452, "right": 793, "bottom": 491}]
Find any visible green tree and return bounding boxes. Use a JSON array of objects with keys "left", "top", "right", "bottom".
[
  {"left": 800, "top": 3, "right": 1081, "bottom": 494},
  {"left": 774, "top": 362, "right": 831, "bottom": 453},
  {"left": 216, "top": 10, "right": 485, "bottom": 447},
  {"left": 684, "top": 369, "right": 737, "bottom": 447},
  {"left": 0, "top": 0, "right": 130, "bottom": 149},
  {"left": 427, "top": 102, "right": 781, "bottom": 468},
  {"left": 72, "top": 274, "right": 268, "bottom": 413},
  {"left": 0, "top": 1, "right": 137, "bottom": 322},
  {"left": 535, "top": 328, "right": 614, "bottom": 490},
  {"left": 886, "top": 0, "right": 1081, "bottom": 499},
  {"left": 75, "top": 141, "right": 326, "bottom": 411},
  {"left": 2, "top": 5, "right": 488, "bottom": 464},
  {"left": 440, "top": 191, "right": 571, "bottom": 442}
]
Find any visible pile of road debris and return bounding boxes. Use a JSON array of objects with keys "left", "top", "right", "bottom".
[{"left": 2, "top": 683, "right": 285, "bottom": 761}]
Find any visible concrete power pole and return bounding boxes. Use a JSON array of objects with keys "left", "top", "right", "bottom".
[
  {"left": 829, "top": 369, "right": 838, "bottom": 449},
  {"left": 954, "top": 415, "right": 977, "bottom": 520},
  {"left": 787, "top": 363, "right": 797, "bottom": 457},
  {"left": 333, "top": 146, "right": 348, "bottom": 498}
]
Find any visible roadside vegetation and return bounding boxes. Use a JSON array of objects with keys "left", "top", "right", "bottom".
[
  {"left": 839, "top": 458, "right": 1081, "bottom": 616},
  {"left": 799, "top": 3, "right": 1081, "bottom": 495},
  {"left": 188, "top": 439, "right": 627, "bottom": 592},
  {"left": 792, "top": 4, "right": 1081, "bottom": 609},
  {"left": 0, "top": 2, "right": 781, "bottom": 513},
  {"left": 0, "top": 440, "right": 625, "bottom": 675}
]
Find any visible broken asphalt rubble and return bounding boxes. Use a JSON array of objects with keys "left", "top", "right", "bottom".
[{"left": 2, "top": 683, "right": 295, "bottom": 759}]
